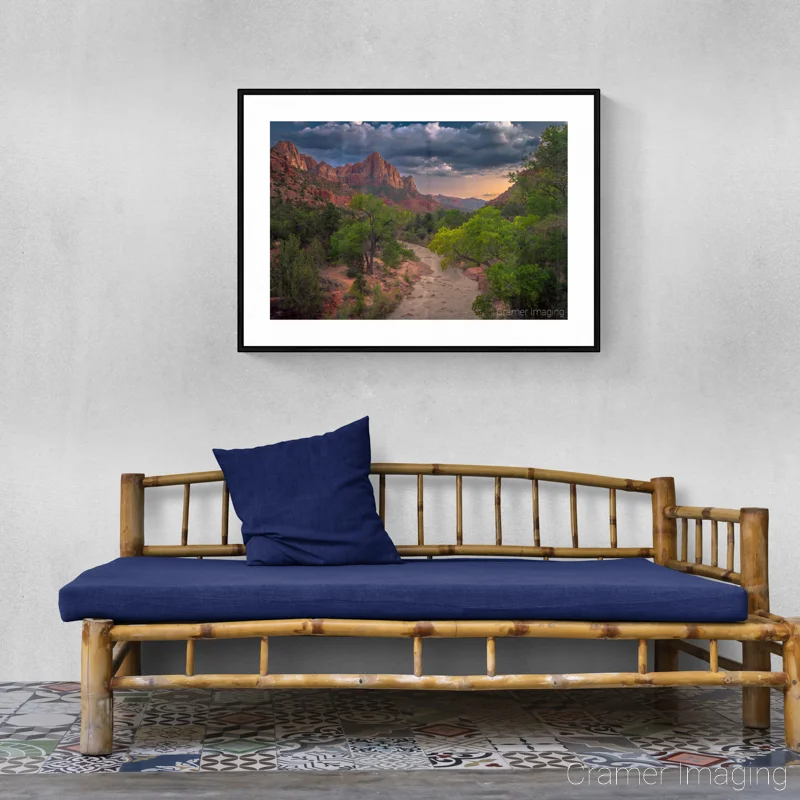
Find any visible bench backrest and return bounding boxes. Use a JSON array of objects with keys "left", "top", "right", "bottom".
[{"left": 120, "top": 463, "right": 766, "bottom": 611}]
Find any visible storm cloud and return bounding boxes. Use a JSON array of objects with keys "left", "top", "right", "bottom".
[{"left": 270, "top": 121, "right": 562, "bottom": 177}]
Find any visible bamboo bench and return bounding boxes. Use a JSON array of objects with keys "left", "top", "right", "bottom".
[{"left": 73, "top": 466, "right": 800, "bottom": 756}]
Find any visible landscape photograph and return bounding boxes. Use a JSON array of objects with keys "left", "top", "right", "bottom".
[{"left": 269, "top": 120, "right": 568, "bottom": 321}]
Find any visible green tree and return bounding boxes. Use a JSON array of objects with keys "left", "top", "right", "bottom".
[
  {"left": 511, "top": 123, "right": 568, "bottom": 206},
  {"left": 330, "top": 221, "right": 371, "bottom": 276},
  {"left": 350, "top": 194, "right": 389, "bottom": 275},
  {"left": 270, "top": 234, "right": 323, "bottom": 318},
  {"left": 436, "top": 208, "right": 470, "bottom": 230},
  {"left": 428, "top": 206, "right": 516, "bottom": 270}
]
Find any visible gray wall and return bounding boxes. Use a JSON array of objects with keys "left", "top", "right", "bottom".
[{"left": 2, "top": 0, "right": 799, "bottom": 680}]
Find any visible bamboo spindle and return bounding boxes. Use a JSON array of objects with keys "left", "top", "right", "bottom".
[
  {"left": 727, "top": 522, "right": 735, "bottom": 571},
  {"left": 379, "top": 474, "right": 386, "bottom": 524},
  {"left": 709, "top": 640, "right": 719, "bottom": 672},
  {"left": 651, "top": 477, "right": 679, "bottom": 673},
  {"left": 221, "top": 482, "right": 230, "bottom": 545},
  {"left": 569, "top": 484, "right": 578, "bottom": 547},
  {"left": 609, "top": 488, "right": 617, "bottom": 548},
  {"left": 181, "top": 484, "right": 190, "bottom": 547},
  {"left": 495, "top": 477, "right": 502, "bottom": 546},
  {"left": 260, "top": 638, "right": 269, "bottom": 676},
  {"left": 486, "top": 637, "right": 496, "bottom": 677},
  {"left": 456, "top": 475, "right": 463, "bottom": 545},
  {"left": 740, "top": 508, "right": 770, "bottom": 729},
  {"left": 638, "top": 639, "right": 647, "bottom": 674},
  {"left": 532, "top": 479, "right": 540, "bottom": 547},
  {"left": 417, "top": 475, "right": 424, "bottom": 546},
  {"left": 711, "top": 520, "right": 719, "bottom": 567},
  {"left": 681, "top": 519, "right": 688, "bottom": 561},
  {"left": 413, "top": 637, "right": 423, "bottom": 677},
  {"left": 80, "top": 619, "right": 114, "bottom": 756},
  {"left": 695, "top": 519, "right": 703, "bottom": 564},
  {"left": 185, "top": 640, "right": 195, "bottom": 677}
]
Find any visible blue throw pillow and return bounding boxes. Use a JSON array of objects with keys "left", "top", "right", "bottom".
[{"left": 213, "top": 417, "right": 401, "bottom": 566}]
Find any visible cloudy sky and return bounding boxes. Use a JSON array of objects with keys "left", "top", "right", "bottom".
[{"left": 270, "top": 121, "right": 563, "bottom": 199}]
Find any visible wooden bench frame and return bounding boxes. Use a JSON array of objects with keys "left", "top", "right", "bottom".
[{"left": 79, "top": 465, "right": 800, "bottom": 755}]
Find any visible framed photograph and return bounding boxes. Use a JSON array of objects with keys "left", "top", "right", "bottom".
[{"left": 239, "top": 89, "right": 599, "bottom": 352}]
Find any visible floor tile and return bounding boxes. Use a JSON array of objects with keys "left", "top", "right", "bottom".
[
  {"left": 131, "top": 724, "right": 205, "bottom": 755},
  {"left": 119, "top": 752, "right": 201, "bottom": 772},
  {"left": 0, "top": 692, "right": 35, "bottom": 714},
  {"left": 1, "top": 683, "right": 794, "bottom": 773}
]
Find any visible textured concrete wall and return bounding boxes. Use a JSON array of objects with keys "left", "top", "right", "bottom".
[{"left": 2, "top": 0, "right": 799, "bottom": 679}]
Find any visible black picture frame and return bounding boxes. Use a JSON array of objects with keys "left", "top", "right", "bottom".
[{"left": 238, "top": 89, "right": 600, "bottom": 352}]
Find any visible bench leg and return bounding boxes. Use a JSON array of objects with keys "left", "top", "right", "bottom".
[
  {"left": 784, "top": 623, "right": 800, "bottom": 749},
  {"left": 742, "top": 641, "right": 770, "bottom": 729},
  {"left": 80, "top": 619, "right": 114, "bottom": 755},
  {"left": 654, "top": 641, "right": 678, "bottom": 671}
]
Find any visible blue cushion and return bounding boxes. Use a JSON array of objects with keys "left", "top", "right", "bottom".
[
  {"left": 59, "top": 557, "right": 748, "bottom": 624},
  {"left": 213, "top": 418, "right": 400, "bottom": 566}
]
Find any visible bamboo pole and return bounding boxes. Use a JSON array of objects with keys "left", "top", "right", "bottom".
[
  {"left": 185, "top": 640, "right": 195, "bottom": 677},
  {"left": 673, "top": 640, "right": 742, "bottom": 671},
  {"left": 569, "top": 484, "right": 578, "bottom": 547},
  {"left": 181, "top": 484, "right": 190, "bottom": 547},
  {"left": 398, "top": 545, "right": 652, "bottom": 559},
  {"left": 665, "top": 506, "right": 741, "bottom": 523},
  {"left": 487, "top": 637, "right": 496, "bottom": 677},
  {"left": 681, "top": 519, "right": 688, "bottom": 561},
  {"left": 144, "top": 470, "right": 224, "bottom": 487},
  {"left": 695, "top": 519, "right": 703, "bottom": 564},
  {"left": 754, "top": 609, "right": 786, "bottom": 624},
  {"left": 709, "top": 640, "right": 719, "bottom": 672},
  {"left": 609, "top": 488, "right": 617, "bottom": 548},
  {"left": 143, "top": 544, "right": 245, "bottom": 557},
  {"left": 740, "top": 507, "right": 771, "bottom": 729},
  {"left": 494, "top": 477, "right": 502, "bottom": 546},
  {"left": 417, "top": 475, "right": 424, "bottom": 546},
  {"left": 111, "top": 642, "right": 131, "bottom": 677},
  {"left": 651, "top": 477, "right": 679, "bottom": 673},
  {"left": 143, "top": 465, "right": 655, "bottom": 493},
  {"left": 113, "top": 670, "right": 787, "bottom": 692},
  {"left": 221, "top": 482, "right": 230, "bottom": 545},
  {"left": 120, "top": 474, "right": 145, "bottom": 557},
  {"left": 532, "top": 479, "right": 540, "bottom": 547},
  {"left": 260, "top": 638, "right": 269, "bottom": 676},
  {"left": 783, "top": 621, "right": 800, "bottom": 750},
  {"left": 664, "top": 559, "right": 741, "bottom": 584},
  {"left": 727, "top": 522, "right": 735, "bottom": 571},
  {"left": 379, "top": 474, "right": 386, "bottom": 524},
  {"left": 456, "top": 475, "right": 463, "bottom": 545},
  {"left": 638, "top": 640, "right": 647, "bottom": 674},
  {"left": 413, "top": 637, "right": 422, "bottom": 677},
  {"left": 110, "top": 617, "right": 791, "bottom": 643},
  {"left": 651, "top": 480, "right": 677, "bottom": 559},
  {"left": 711, "top": 520, "right": 718, "bottom": 567},
  {"left": 140, "top": 543, "right": 654, "bottom": 560},
  {"left": 81, "top": 619, "right": 114, "bottom": 756}
]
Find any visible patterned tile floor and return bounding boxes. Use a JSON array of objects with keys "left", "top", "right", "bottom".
[{"left": 0, "top": 683, "right": 797, "bottom": 773}]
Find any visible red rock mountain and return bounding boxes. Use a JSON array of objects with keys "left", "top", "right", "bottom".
[{"left": 271, "top": 140, "right": 439, "bottom": 213}]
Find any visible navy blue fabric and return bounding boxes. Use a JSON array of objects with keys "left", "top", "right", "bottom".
[
  {"left": 213, "top": 417, "right": 400, "bottom": 566},
  {"left": 59, "top": 557, "right": 748, "bottom": 624}
]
